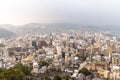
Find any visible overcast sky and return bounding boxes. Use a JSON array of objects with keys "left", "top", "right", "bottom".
[{"left": 0, "top": 0, "right": 120, "bottom": 26}]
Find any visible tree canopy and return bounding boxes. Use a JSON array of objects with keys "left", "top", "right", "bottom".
[
  {"left": 38, "top": 61, "right": 48, "bottom": 67},
  {"left": 79, "top": 67, "right": 91, "bottom": 76},
  {"left": 0, "top": 63, "right": 32, "bottom": 80},
  {"left": 53, "top": 75, "right": 62, "bottom": 80}
]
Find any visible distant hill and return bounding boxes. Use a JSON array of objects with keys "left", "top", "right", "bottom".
[
  {"left": 0, "top": 28, "right": 13, "bottom": 39},
  {"left": 0, "top": 24, "right": 18, "bottom": 33},
  {"left": 20, "top": 23, "right": 106, "bottom": 33},
  {"left": 0, "top": 23, "right": 117, "bottom": 37}
]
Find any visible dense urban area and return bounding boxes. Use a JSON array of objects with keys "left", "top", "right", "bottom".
[
  {"left": 0, "top": 0, "right": 120, "bottom": 80},
  {"left": 0, "top": 29, "right": 119, "bottom": 80}
]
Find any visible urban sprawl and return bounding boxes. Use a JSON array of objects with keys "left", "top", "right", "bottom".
[{"left": 0, "top": 31, "right": 119, "bottom": 80}]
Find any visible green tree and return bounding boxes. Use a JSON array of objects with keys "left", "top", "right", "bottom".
[
  {"left": 62, "top": 76, "right": 69, "bottom": 80},
  {"left": 14, "top": 63, "right": 32, "bottom": 75},
  {"left": 0, "top": 68, "right": 5, "bottom": 73},
  {"left": 0, "top": 63, "right": 32, "bottom": 80},
  {"left": 38, "top": 61, "right": 48, "bottom": 68},
  {"left": 79, "top": 67, "right": 91, "bottom": 76},
  {"left": 53, "top": 75, "right": 62, "bottom": 80},
  {"left": 0, "top": 67, "right": 25, "bottom": 80}
]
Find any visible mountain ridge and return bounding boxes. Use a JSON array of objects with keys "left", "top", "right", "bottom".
[
  {"left": 0, "top": 23, "right": 119, "bottom": 36},
  {"left": 0, "top": 27, "right": 13, "bottom": 39}
]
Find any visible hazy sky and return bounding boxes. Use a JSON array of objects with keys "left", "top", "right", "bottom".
[{"left": 0, "top": 0, "right": 120, "bottom": 26}]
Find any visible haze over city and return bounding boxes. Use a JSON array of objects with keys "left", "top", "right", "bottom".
[
  {"left": 0, "top": 0, "right": 120, "bottom": 26},
  {"left": 0, "top": 0, "right": 120, "bottom": 80}
]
